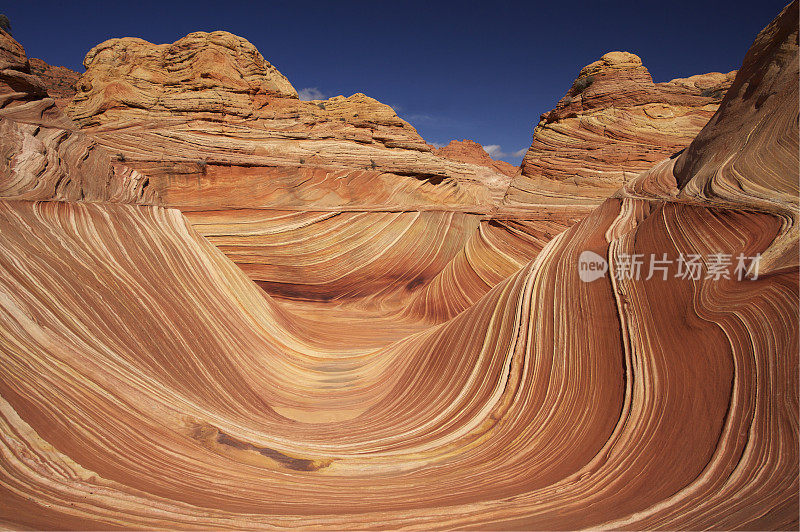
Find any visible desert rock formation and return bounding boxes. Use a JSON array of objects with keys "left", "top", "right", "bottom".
[
  {"left": 60, "top": 31, "right": 538, "bottom": 315},
  {"left": 66, "top": 32, "right": 514, "bottom": 211},
  {"left": 58, "top": 29, "right": 741, "bottom": 315},
  {"left": 28, "top": 57, "right": 79, "bottom": 109},
  {"left": 0, "top": 2, "right": 797, "bottom": 529},
  {"left": 0, "top": 31, "right": 157, "bottom": 204},
  {"left": 500, "top": 50, "right": 737, "bottom": 213},
  {"left": 433, "top": 139, "right": 518, "bottom": 176}
]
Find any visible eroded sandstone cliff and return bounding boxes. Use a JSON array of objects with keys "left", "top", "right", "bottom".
[
  {"left": 500, "top": 50, "right": 736, "bottom": 213},
  {"left": 28, "top": 57, "right": 79, "bottom": 109},
  {"left": 65, "top": 31, "right": 514, "bottom": 212},
  {"left": 0, "top": 29, "right": 158, "bottom": 204}
]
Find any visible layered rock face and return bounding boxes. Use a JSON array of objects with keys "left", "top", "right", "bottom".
[
  {"left": 58, "top": 30, "right": 738, "bottom": 314},
  {"left": 66, "top": 32, "right": 513, "bottom": 210},
  {"left": 433, "top": 139, "right": 518, "bottom": 176},
  {"left": 500, "top": 50, "right": 736, "bottom": 213},
  {"left": 34, "top": 27, "right": 747, "bottom": 320},
  {"left": 0, "top": 2, "right": 797, "bottom": 529},
  {"left": 28, "top": 57, "right": 79, "bottom": 109},
  {"left": 70, "top": 31, "right": 297, "bottom": 119},
  {"left": 0, "top": 29, "right": 158, "bottom": 204},
  {"left": 59, "top": 31, "right": 530, "bottom": 314}
]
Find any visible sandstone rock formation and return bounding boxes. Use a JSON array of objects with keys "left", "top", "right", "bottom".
[
  {"left": 57, "top": 28, "right": 743, "bottom": 317},
  {"left": 28, "top": 57, "right": 79, "bottom": 109},
  {"left": 433, "top": 139, "right": 518, "bottom": 176},
  {"left": 71, "top": 31, "right": 297, "bottom": 119},
  {"left": 57, "top": 30, "right": 530, "bottom": 314},
  {"left": 66, "top": 32, "right": 514, "bottom": 211},
  {"left": 0, "top": 2, "right": 797, "bottom": 529},
  {"left": 0, "top": 29, "right": 158, "bottom": 204},
  {"left": 500, "top": 50, "right": 737, "bottom": 213}
]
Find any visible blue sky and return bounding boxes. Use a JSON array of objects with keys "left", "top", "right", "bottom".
[{"left": 3, "top": 0, "right": 789, "bottom": 164}]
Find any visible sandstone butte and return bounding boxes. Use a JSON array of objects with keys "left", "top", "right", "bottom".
[
  {"left": 500, "top": 50, "right": 737, "bottom": 213},
  {"left": 0, "top": 0, "right": 797, "bottom": 529},
  {"left": 432, "top": 139, "right": 518, "bottom": 177}
]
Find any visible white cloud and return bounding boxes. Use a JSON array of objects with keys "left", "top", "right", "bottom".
[
  {"left": 483, "top": 144, "right": 503, "bottom": 158},
  {"left": 298, "top": 87, "right": 327, "bottom": 101},
  {"left": 429, "top": 142, "right": 445, "bottom": 149},
  {"left": 481, "top": 144, "right": 527, "bottom": 162},
  {"left": 407, "top": 113, "right": 436, "bottom": 122}
]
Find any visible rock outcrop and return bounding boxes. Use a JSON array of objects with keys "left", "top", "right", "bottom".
[
  {"left": 65, "top": 32, "right": 514, "bottom": 212},
  {"left": 0, "top": 29, "right": 158, "bottom": 204},
  {"left": 28, "top": 57, "right": 80, "bottom": 109},
  {"left": 19, "top": 26, "right": 737, "bottom": 319},
  {"left": 500, "top": 50, "right": 736, "bottom": 213},
  {"left": 56, "top": 31, "right": 529, "bottom": 310},
  {"left": 69, "top": 31, "right": 297, "bottom": 120},
  {"left": 433, "top": 139, "right": 518, "bottom": 176},
  {"left": 0, "top": 24, "right": 745, "bottom": 319}
]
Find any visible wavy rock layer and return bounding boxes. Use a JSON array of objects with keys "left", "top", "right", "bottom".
[
  {"left": 0, "top": 2, "right": 797, "bottom": 529},
  {"left": 500, "top": 51, "right": 736, "bottom": 213},
  {"left": 1, "top": 191, "right": 796, "bottom": 530},
  {"left": 183, "top": 208, "right": 580, "bottom": 323},
  {"left": 0, "top": 30, "right": 158, "bottom": 204}
]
